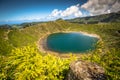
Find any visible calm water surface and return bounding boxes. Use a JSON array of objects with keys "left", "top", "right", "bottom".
[{"left": 47, "top": 32, "right": 98, "bottom": 53}]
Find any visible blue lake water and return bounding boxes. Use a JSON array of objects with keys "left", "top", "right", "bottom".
[{"left": 47, "top": 32, "right": 99, "bottom": 53}]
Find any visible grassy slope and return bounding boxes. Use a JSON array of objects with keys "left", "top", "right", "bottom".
[{"left": 0, "top": 20, "right": 120, "bottom": 79}]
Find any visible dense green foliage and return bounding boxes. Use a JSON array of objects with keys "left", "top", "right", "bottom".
[
  {"left": 0, "top": 45, "right": 76, "bottom": 80},
  {"left": 0, "top": 20, "right": 120, "bottom": 80},
  {"left": 82, "top": 41, "right": 120, "bottom": 80}
]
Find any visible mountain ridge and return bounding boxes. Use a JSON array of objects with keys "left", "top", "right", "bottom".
[{"left": 66, "top": 11, "right": 120, "bottom": 24}]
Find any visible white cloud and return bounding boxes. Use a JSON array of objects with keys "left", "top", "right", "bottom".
[
  {"left": 49, "top": 9, "right": 62, "bottom": 17},
  {"left": 107, "top": 10, "right": 111, "bottom": 13},
  {"left": 49, "top": 0, "right": 120, "bottom": 19},
  {"left": 74, "top": 11, "right": 82, "bottom": 17},
  {"left": 81, "top": 0, "right": 120, "bottom": 15},
  {"left": 60, "top": 5, "right": 80, "bottom": 17},
  {"left": 48, "top": 4, "right": 83, "bottom": 19}
]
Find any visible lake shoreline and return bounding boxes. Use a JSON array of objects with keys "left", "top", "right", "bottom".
[
  {"left": 63, "top": 31, "right": 100, "bottom": 39},
  {"left": 37, "top": 31, "right": 101, "bottom": 57}
]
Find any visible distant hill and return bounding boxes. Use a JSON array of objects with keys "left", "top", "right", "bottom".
[{"left": 66, "top": 11, "right": 120, "bottom": 24}]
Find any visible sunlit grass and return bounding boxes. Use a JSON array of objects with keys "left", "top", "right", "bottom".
[{"left": 0, "top": 20, "right": 120, "bottom": 79}]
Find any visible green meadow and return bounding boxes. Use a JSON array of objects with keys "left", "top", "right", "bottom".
[{"left": 0, "top": 20, "right": 120, "bottom": 80}]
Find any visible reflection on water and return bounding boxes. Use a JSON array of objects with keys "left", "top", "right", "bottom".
[{"left": 47, "top": 32, "right": 99, "bottom": 53}]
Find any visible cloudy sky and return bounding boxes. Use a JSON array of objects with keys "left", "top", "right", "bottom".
[{"left": 0, "top": 0, "right": 120, "bottom": 22}]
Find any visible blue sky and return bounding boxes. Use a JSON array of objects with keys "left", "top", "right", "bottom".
[
  {"left": 0, "top": 0, "right": 120, "bottom": 23},
  {"left": 0, "top": 0, "right": 88, "bottom": 22}
]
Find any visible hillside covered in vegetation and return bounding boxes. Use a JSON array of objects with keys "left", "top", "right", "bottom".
[
  {"left": 67, "top": 11, "right": 120, "bottom": 24},
  {"left": 0, "top": 20, "right": 120, "bottom": 80}
]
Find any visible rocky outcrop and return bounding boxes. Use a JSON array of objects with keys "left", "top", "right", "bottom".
[
  {"left": 116, "top": 30, "right": 120, "bottom": 36},
  {"left": 66, "top": 60, "right": 107, "bottom": 80}
]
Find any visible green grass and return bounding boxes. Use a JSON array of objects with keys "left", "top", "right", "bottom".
[
  {"left": 0, "top": 20, "right": 120, "bottom": 79},
  {"left": 81, "top": 41, "right": 120, "bottom": 80}
]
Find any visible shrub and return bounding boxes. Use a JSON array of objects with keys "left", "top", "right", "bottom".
[{"left": 0, "top": 45, "right": 76, "bottom": 80}]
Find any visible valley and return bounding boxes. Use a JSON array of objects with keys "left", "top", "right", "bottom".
[{"left": 0, "top": 19, "right": 120, "bottom": 79}]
